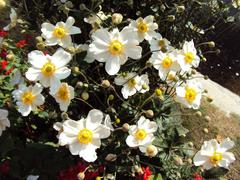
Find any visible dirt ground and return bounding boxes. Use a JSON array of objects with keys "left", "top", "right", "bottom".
[{"left": 181, "top": 101, "right": 240, "bottom": 179}]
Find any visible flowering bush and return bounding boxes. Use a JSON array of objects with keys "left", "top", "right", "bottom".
[{"left": 0, "top": 0, "right": 238, "bottom": 179}]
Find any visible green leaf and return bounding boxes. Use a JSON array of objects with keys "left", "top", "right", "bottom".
[{"left": 149, "top": 173, "right": 163, "bottom": 180}]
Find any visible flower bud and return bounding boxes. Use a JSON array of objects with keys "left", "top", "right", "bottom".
[
  {"left": 195, "top": 111, "right": 202, "bottom": 117},
  {"left": 188, "top": 141, "right": 194, "bottom": 147},
  {"left": 216, "top": 49, "right": 221, "bottom": 55},
  {"left": 101, "top": 80, "right": 110, "bottom": 88},
  {"left": 208, "top": 41, "right": 215, "bottom": 48},
  {"left": 96, "top": 176, "right": 101, "bottom": 180},
  {"left": 191, "top": 69, "right": 197, "bottom": 75},
  {"left": 204, "top": 89, "right": 208, "bottom": 93},
  {"left": 81, "top": 91, "right": 89, "bottom": 100},
  {"left": 202, "top": 57, "right": 207, "bottom": 62},
  {"left": 36, "top": 42, "right": 45, "bottom": 50},
  {"left": 0, "top": 0, "right": 6, "bottom": 9},
  {"left": 112, "top": 13, "right": 123, "bottom": 25},
  {"left": 2, "top": 42, "right": 8, "bottom": 49},
  {"left": 155, "top": 88, "right": 163, "bottom": 97},
  {"left": 206, "top": 96, "right": 213, "bottom": 103},
  {"left": 134, "top": 166, "right": 143, "bottom": 174},
  {"left": 77, "top": 172, "right": 85, "bottom": 180},
  {"left": 35, "top": 36, "right": 43, "bottom": 43},
  {"left": 145, "top": 110, "right": 154, "bottom": 118},
  {"left": 105, "top": 154, "right": 117, "bottom": 161},
  {"left": 67, "top": 46, "right": 76, "bottom": 54},
  {"left": 115, "top": 118, "right": 120, "bottom": 124},
  {"left": 76, "top": 81, "right": 84, "bottom": 88},
  {"left": 176, "top": 5, "right": 185, "bottom": 13},
  {"left": 167, "top": 15, "right": 175, "bottom": 22},
  {"left": 83, "top": 83, "right": 89, "bottom": 88},
  {"left": 61, "top": 112, "right": 68, "bottom": 120},
  {"left": 204, "top": 75, "right": 209, "bottom": 80},
  {"left": 174, "top": 156, "right": 183, "bottom": 166},
  {"left": 108, "top": 94, "right": 114, "bottom": 101},
  {"left": 187, "top": 158, "right": 192, "bottom": 164},
  {"left": 203, "top": 128, "right": 209, "bottom": 133},
  {"left": 122, "top": 123, "right": 130, "bottom": 132},
  {"left": 79, "top": 3, "right": 87, "bottom": 10},
  {"left": 6, "top": 53, "right": 14, "bottom": 61},
  {"left": 142, "top": 84, "right": 148, "bottom": 90},
  {"left": 204, "top": 115, "right": 211, "bottom": 122},
  {"left": 146, "top": 145, "right": 158, "bottom": 157},
  {"left": 72, "top": 66, "right": 80, "bottom": 74}
]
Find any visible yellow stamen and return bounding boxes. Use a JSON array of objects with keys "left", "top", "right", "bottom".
[
  {"left": 53, "top": 27, "right": 67, "bottom": 38},
  {"left": 158, "top": 40, "right": 165, "bottom": 48},
  {"left": 57, "top": 84, "right": 70, "bottom": 101},
  {"left": 184, "top": 52, "right": 194, "bottom": 63},
  {"left": 137, "top": 20, "right": 148, "bottom": 33},
  {"left": 41, "top": 61, "right": 56, "bottom": 77},
  {"left": 77, "top": 128, "right": 93, "bottom": 144},
  {"left": 210, "top": 152, "right": 223, "bottom": 165},
  {"left": 162, "top": 57, "right": 173, "bottom": 69},
  {"left": 185, "top": 87, "right": 197, "bottom": 103},
  {"left": 128, "top": 79, "right": 137, "bottom": 88},
  {"left": 135, "top": 129, "right": 147, "bottom": 140},
  {"left": 108, "top": 40, "right": 124, "bottom": 55},
  {"left": 21, "top": 92, "right": 35, "bottom": 105}
]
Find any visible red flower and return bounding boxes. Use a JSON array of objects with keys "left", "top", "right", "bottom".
[
  {"left": 0, "top": 160, "right": 10, "bottom": 174},
  {"left": 16, "top": 40, "right": 28, "bottom": 48},
  {"left": 5, "top": 67, "right": 14, "bottom": 75},
  {"left": 0, "top": 60, "right": 8, "bottom": 70},
  {"left": 0, "top": 29, "right": 8, "bottom": 38},
  {"left": 135, "top": 166, "right": 152, "bottom": 180},
  {"left": 193, "top": 173, "right": 203, "bottom": 180}
]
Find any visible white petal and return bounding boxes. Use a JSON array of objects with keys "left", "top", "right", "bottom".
[
  {"left": 65, "top": 16, "right": 75, "bottom": 27},
  {"left": 28, "top": 50, "right": 48, "bottom": 68},
  {"left": 25, "top": 68, "right": 42, "bottom": 82},
  {"left": 105, "top": 56, "right": 121, "bottom": 75},
  {"left": 41, "top": 22, "right": 55, "bottom": 39},
  {"left": 58, "top": 133, "right": 77, "bottom": 146},
  {"left": 45, "top": 37, "right": 58, "bottom": 46},
  {"left": 193, "top": 151, "right": 209, "bottom": 166},
  {"left": 69, "top": 142, "right": 82, "bottom": 155},
  {"left": 52, "top": 48, "right": 72, "bottom": 68},
  {"left": 125, "top": 44, "right": 142, "bottom": 59},
  {"left": 49, "top": 76, "right": 61, "bottom": 92},
  {"left": 40, "top": 76, "right": 50, "bottom": 87},
  {"left": 222, "top": 152, "right": 235, "bottom": 163},
  {"left": 86, "top": 109, "right": 103, "bottom": 131},
  {"left": 93, "top": 125, "right": 111, "bottom": 139},
  {"left": 17, "top": 102, "right": 32, "bottom": 116},
  {"left": 32, "top": 83, "right": 43, "bottom": 95},
  {"left": 63, "top": 119, "right": 83, "bottom": 135},
  {"left": 126, "top": 135, "right": 138, "bottom": 147},
  {"left": 104, "top": 115, "right": 114, "bottom": 131},
  {"left": 54, "top": 67, "right": 71, "bottom": 80},
  {"left": 219, "top": 138, "right": 235, "bottom": 152},
  {"left": 33, "top": 95, "right": 45, "bottom": 106},
  {"left": 79, "top": 144, "right": 98, "bottom": 162},
  {"left": 69, "top": 26, "right": 81, "bottom": 35},
  {"left": 60, "top": 35, "right": 72, "bottom": 48}
]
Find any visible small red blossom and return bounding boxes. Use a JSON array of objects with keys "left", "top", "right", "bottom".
[
  {"left": 0, "top": 29, "right": 8, "bottom": 38},
  {"left": 5, "top": 67, "right": 14, "bottom": 75},
  {"left": 135, "top": 166, "right": 152, "bottom": 180},
  {"left": 16, "top": 40, "right": 28, "bottom": 48},
  {"left": 193, "top": 173, "right": 203, "bottom": 180},
  {"left": 0, "top": 60, "right": 8, "bottom": 70},
  {"left": 0, "top": 160, "right": 10, "bottom": 175},
  {"left": 0, "top": 50, "right": 7, "bottom": 58}
]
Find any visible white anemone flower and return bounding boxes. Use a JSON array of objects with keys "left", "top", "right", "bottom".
[
  {"left": 84, "top": 11, "right": 109, "bottom": 29},
  {"left": 126, "top": 116, "right": 158, "bottom": 153},
  {"left": 41, "top": 16, "right": 81, "bottom": 48},
  {"left": 25, "top": 48, "right": 72, "bottom": 91},
  {"left": 12, "top": 83, "right": 45, "bottom": 116},
  {"left": 175, "top": 80, "right": 203, "bottom": 109},
  {"left": 50, "top": 82, "right": 74, "bottom": 112},
  {"left": 178, "top": 40, "right": 200, "bottom": 72},
  {"left": 0, "top": 109, "right": 10, "bottom": 136},
  {"left": 193, "top": 138, "right": 235, "bottom": 170},
  {"left": 58, "top": 109, "right": 111, "bottom": 162},
  {"left": 149, "top": 33, "right": 172, "bottom": 52},
  {"left": 128, "top": 15, "right": 158, "bottom": 42},
  {"left": 114, "top": 73, "right": 149, "bottom": 99},
  {"left": 149, "top": 51, "right": 181, "bottom": 80},
  {"left": 89, "top": 28, "right": 142, "bottom": 75},
  {"left": 3, "top": 8, "right": 17, "bottom": 31}
]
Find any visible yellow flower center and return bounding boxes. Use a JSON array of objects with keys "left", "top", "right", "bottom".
[
  {"left": 158, "top": 40, "right": 165, "bottom": 48},
  {"left": 41, "top": 61, "right": 56, "bottom": 77},
  {"left": 137, "top": 21, "right": 148, "bottom": 33},
  {"left": 162, "top": 57, "right": 173, "bottom": 69},
  {"left": 184, "top": 52, "right": 194, "bottom": 63},
  {"left": 53, "top": 27, "right": 67, "bottom": 38},
  {"left": 210, "top": 152, "right": 223, "bottom": 165},
  {"left": 108, "top": 40, "right": 124, "bottom": 55},
  {"left": 128, "top": 79, "right": 137, "bottom": 88},
  {"left": 57, "top": 84, "right": 70, "bottom": 101},
  {"left": 185, "top": 87, "right": 197, "bottom": 103},
  {"left": 77, "top": 128, "right": 93, "bottom": 144},
  {"left": 135, "top": 129, "right": 147, "bottom": 140},
  {"left": 21, "top": 92, "right": 35, "bottom": 105}
]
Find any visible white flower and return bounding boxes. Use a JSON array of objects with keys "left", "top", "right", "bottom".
[
  {"left": 178, "top": 40, "right": 200, "bottom": 72},
  {"left": 84, "top": 11, "right": 109, "bottom": 28},
  {"left": 128, "top": 15, "right": 158, "bottom": 42},
  {"left": 12, "top": 83, "right": 45, "bottom": 116},
  {"left": 193, "top": 138, "right": 235, "bottom": 170},
  {"left": 25, "top": 48, "right": 72, "bottom": 91},
  {"left": 176, "top": 80, "right": 203, "bottom": 109},
  {"left": 26, "top": 175, "right": 39, "bottom": 180},
  {"left": 126, "top": 116, "right": 158, "bottom": 153},
  {"left": 10, "top": 69, "right": 24, "bottom": 86},
  {"left": 58, "top": 109, "right": 111, "bottom": 162},
  {"left": 114, "top": 73, "right": 149, "bottom": 99},
  {"left": 50, "top": 82, "right": 74, "bottom": 112},
  {"left": 89, "top": 28, "right": 142, "bottom": 75},
  {"left": 0, "top": 109, "right": 10, "bottom": 136},
  {"left": 149, "top": 33, "right": 172, "bottom": 52},
  {"left": 3, "top": 8, "right": 17, "bottom": 31},
  {"left": 149, "top": 51, "right": 181, "bottom": 80},
  {"left": 41, "top": 16, "right": 81, "bottom": 48}
]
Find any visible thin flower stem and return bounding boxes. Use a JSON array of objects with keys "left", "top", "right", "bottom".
[{"left": 74, "top": 97, "right": 95, "bottom": 109}]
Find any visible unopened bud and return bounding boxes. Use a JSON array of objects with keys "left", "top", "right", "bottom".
[
  {"left": 204, "top": 115, "right": 211, "bottom": 122},
  {"left": 6, "top": 53, "right": 14, "bottom": 61},
  {"left": 67, "top": 46, "right": 76, "bottom": 54},
  {"left": 122, "top": 123, "right": 130, "bottom": 132},
  {"left": 167, "top": 15, "right": 175, "bottom": 22},
  {"left": 206, "top": 96, "right": 213, "bottom": 103},
  {"left": 204, "top": 75, "right": 209, "bottom": 80},
  {"left": 83, "top": 83, "right": 89, "bottom": 88},
  {"left": 61, "top": 112, "right": 68, "bottom": 120},
  {"left": 0, "top": 0, "right": 6, "bottom": 9},
  {"left": 187, "top": 158, "right": 192, "bottom": 164},
  {"left": 195, "top": 111, "right": 202, "bottom": 117},
  {"left": 76, "top": 81, "right": 84, "bottom": 88},
  {"left": 203, "top": 128, "right": 209, "bottom": 133},
  {"left": 115, "top": 118, "right": 121, "bottom": 124},
  {"left": 188, "top": 141, "right": 194, "bottom": 147},
  {"left": 191, "top": 69, "right": 197, "bottom": 75},
  {"left": 202, "top": 57, "right": 207, "bottom": 62},
  {"left": 112, "top": 13, "right": 123, "bottom": 25},
  {"left": 2, "top": 42, "right": 8, "bottom": 49},
  {"left": 155, "top": 88, "right": 163, "bottom": 97},
  {"left": 101, "top": 80, "right": 110, "bottom": 88},
  {"left": 35, "top": 36, "right": 43, "bottom": 43},
  {"left": 208, "top": 41, "right": 215, "bottom": 48},
  {"left": 79, "top": 3, "right": 86, "bottom": 10},
  {"left": 77, "top": 172, "right": 85, "bottom": 180},
  {"left": 145, "top": 110, "right": 154, "bottom": 118},
  {"left": 134, "top": 166, "right": 143, "bottom": 174},
  {"left": 142, "top": 84, "right": 148, "bottom": 90},
  {"left": 81, "top": 91, "right": 89, "bottom": 100},
  {"left": 204, "top": 89, "right": 208, "bottom": 93},
  {"left": 36, "top": 42, "right": 45, "bottom": 50},
  {"left": 174, "top": 156, "right": 183, "bottom": 166},
  {"left": 216, "top": 49, "right": 221, "bottom": 55},
  {"left": 146, "top": 145, "right": 158, "bottom": 157},
  {"left": 108, "top": 94, "right": 114, "bottom": 101},
  {"left": 105, "top": 154, "right": 117, "bottom": 161},
  {"left": 72, "top": 66, "right": 80, "bottom": 74}
]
